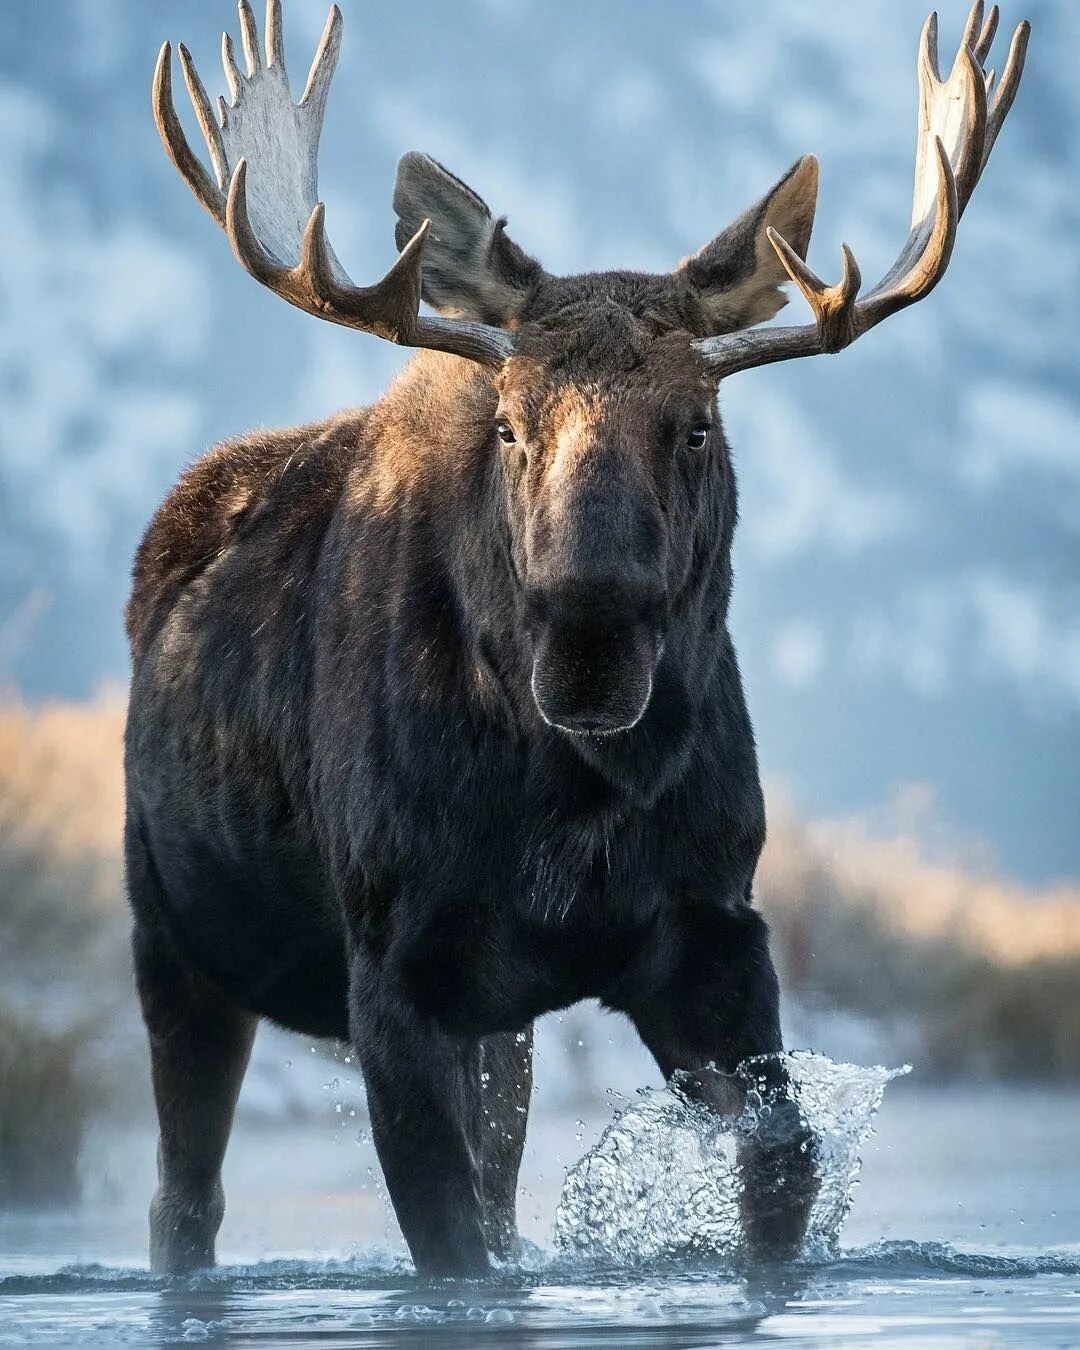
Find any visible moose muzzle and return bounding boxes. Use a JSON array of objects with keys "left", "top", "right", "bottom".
[{"left": 527, "top": 585, "right": 665, "bottom": 736}]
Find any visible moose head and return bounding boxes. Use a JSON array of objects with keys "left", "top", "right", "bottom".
[{"left": 154, "top": 0, "right": 1028, "bottom": 738}]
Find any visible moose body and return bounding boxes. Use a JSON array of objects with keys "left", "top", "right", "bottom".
[
  {"left": 128, "top": 0, "right": 1027, "bottom": 1277},
  {"left": 127, "top": 314, "right": 790, "bottom": 1275}
]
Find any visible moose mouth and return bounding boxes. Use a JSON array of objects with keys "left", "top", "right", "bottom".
[{"left": 529, "top": 622, "right": 661, "bottom": 737}]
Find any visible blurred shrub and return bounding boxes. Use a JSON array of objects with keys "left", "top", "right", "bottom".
[
  {"left": 0, "top": 696, "right": 127, "bottom": 1201},
  {"left": 0, "top": 694, "right": 127, "bottom": 983},
  {"left": 923, "top": 957, "right": 1080, "bottom": 1080},
  {"left": 759, "top": 799, "right": 1080, "bottom": 1081},
  {"left": 0, "top": 1002, "right": 99, "bottom": 1205}
]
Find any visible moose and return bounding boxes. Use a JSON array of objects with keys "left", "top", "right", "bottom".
[{"left": 128, "top": 0, "right": 1028, "bottom": 1275}]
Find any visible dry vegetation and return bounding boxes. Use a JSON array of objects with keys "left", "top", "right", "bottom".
[
  {"left": 0, "top": 694, "right": 127, "bottom": 1204},
  {"left": 0, "top": 693, "right": 126, "bottom": 962},
  {"left": 0, "top": 1006, "right": 100, "bottom": 1204},
  {"left": 759, "top": 795, "right": 1080, "bottom": 1079}
]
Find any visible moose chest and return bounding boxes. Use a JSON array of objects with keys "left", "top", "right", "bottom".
[{"left": 340, "top": 741, "right": 706, "bottom": 1039}]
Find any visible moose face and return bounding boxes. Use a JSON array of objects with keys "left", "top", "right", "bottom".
[
  {"left": 390, "top": 153, "right": 819, "bottom": 735},
  {"left": 495, "top": 310, "right": 718, "bottom": 735}
]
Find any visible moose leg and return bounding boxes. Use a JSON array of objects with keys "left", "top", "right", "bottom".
[
  {"left": 625, "top": 900, "right": 818, "bottom": 1261},
  {"left": 133, "top": 919, "right": 256, "bottom": 1274},
  {"left": 351, "top": 972, "right": 490, "bottom": 1276},
  {"left": 475, "top": 1025, "right": 533, "bottom": 1260}
]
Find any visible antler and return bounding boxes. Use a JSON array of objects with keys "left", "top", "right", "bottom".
[
  {"left": 153, "top": 1, "right": 514, "bottom": 367},
  {"left": 695, "top": 2, "right": 1030, "bottom": 379}
]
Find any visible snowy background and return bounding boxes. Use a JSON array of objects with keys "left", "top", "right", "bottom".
[{"left": 1, "top": 0, "right": 1077, "bottom": 885}]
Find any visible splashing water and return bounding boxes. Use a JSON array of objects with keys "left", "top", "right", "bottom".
[{"left": 553, "top": 1051, "right": 907, "bottom": 1265}]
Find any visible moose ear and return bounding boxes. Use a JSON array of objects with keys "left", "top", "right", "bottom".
[
  {"left": 393, "top": 152, "right": 544, "bottom": 327},
  {"left": 676, "top": 155, "right": 819, "bottom": 335}
]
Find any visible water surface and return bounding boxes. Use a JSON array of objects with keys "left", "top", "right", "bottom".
[{"left": 1, "top": 1073, "right": 1078, "bottom": 1346}]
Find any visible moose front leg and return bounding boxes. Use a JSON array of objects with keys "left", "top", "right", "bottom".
[
  {"left": 625, "top": 900, "right": 818, "bottom": 1262},
  {"left": 350, "top": 962, "right": 490, "bottom": 1277}
]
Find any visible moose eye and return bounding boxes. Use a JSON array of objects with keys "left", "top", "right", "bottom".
[
  {"left": 687, "top": 422, "right": 711, "bottom": 451},
  {"left": 496, "top": 419, "right": 517, "bottom": 446}
]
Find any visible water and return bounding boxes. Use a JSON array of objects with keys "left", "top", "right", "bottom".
[
  {"left": 555, "top": 1053, "right": 905, "bottom": 1264},
  {"left": 1, "top": 1067, "right": 1078, "bottom": 1346}
]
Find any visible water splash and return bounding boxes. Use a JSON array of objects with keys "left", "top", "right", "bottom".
[{"left": 553, "top": 1051, "right": 907, "bottom": 1265}]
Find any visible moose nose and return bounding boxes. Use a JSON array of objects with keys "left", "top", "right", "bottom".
[{"left": 529, "top": 617, "right": 660, "bottom": 736}]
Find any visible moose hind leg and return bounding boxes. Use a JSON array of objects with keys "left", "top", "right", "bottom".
[
  {"left": 475, "top": 1025, "right": 533, "bottom": 1260},
  {"left": 133, "top": 918, "right": 256, "bottom": 1274}
]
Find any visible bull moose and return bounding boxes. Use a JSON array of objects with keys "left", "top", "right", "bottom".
[{"left": 128, "top": 0, "right": 1028, "bottom": 1275}]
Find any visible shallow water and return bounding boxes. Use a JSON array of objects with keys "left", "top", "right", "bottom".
[
  {"left": 4, "top": 1245, "right": 1080, "bottom": 1347},
  {"left": 2, "top": 1071, "right": 1079, "bottom": 1346}
]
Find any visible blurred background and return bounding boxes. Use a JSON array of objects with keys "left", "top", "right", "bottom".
[{"left": 1, "top": 0, "right": 1077, "bottom": 1226}]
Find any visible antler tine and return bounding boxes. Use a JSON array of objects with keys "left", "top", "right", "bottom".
[
  {"left": 152, "top": 42, "right": 226, "bottom": 226},
  {"left": 960, "top": 1, "right": 986, "bottom": 56},
  {"left": 767, "top": 229, "right": 862, "bottom": 352},
  {"left": 953, "top": 43, "right": 989, "bottom": 215},
  {"left": 225, "top": 158, "right": 414, "bottom": 331},
  {"left": 266, "top": 0, "right": 287, "bottom": 73},
  {"left": 178, "top": 43, "right": 227, "bottom": 191},
  {"left": 230, "top": 161, "right": 514, "bottom": 365},
  {"left": 694, "top": 6, "right": 1028, "bottom": 381},
  {"left": 296, "top": 199, "right": 515, "bottom": 361},
  {"left": 298, "top": 200, "right": 337, "bottom": 303},
  {"left": 299, "top": 5, "right": 342, "bottom": 119},
  {"left": 226, "top": 159, "right": 290, "bottom": 286},
  {"left": 919, "top": 11, "right": 941, "bottom": 85},
  {"left": 985, "top": 20, "right": 1030, "bottom": 164},
  {"left": 974, "top": 4, "right": 1000, "bottom": 62},
  {"left": 295, "top": 202, "right": 425, "bottom": 341},
  {"left": 237, "top": 0, "right": 262, "bottom": 77},
  {"left": 221, "top": 31, "right": 243, "bottom": 106}
]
